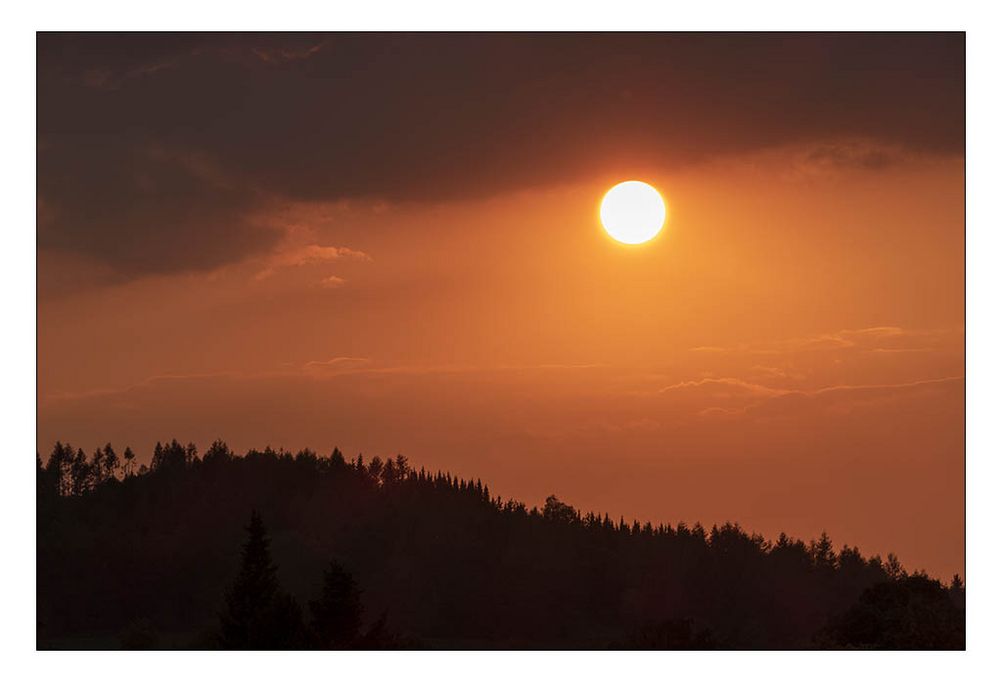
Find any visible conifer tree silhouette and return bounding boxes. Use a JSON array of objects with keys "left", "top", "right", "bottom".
[
  {"left": 102, "top": 443, "right": 119, "bottom": 481},
  {"left": 218, "top": 510, "right": 305, "bottom": 649},
  {"left": 308, "top": 561, "right": 363, "bottom": 648},
  {"left": 122, "top": 446, "right": 136, "bottom": 478}
]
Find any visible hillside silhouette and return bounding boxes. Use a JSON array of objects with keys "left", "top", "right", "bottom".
[{"left": 37, "top": 440, "right": 965, "bottom": 649}]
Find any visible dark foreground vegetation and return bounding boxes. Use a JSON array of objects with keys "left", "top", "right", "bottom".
[{"left": 37, "top": 440, "right": 965, "bottom": 649}]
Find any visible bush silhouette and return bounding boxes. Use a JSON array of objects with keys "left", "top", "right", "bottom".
[{"left": 823, "top": 575, "right": 964, "bottom": 649}]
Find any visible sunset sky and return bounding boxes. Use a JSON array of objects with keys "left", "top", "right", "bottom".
[{"left": 37, "top": 33, "right": 964, "bottom": 579}]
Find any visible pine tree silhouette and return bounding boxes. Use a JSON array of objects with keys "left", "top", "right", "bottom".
[
  {"left": 122, "top": 446, "right": 136, "bottom": 478},
  {"left": 308, "top": 561, "right": 362, "bottom": 648},
  {"left": 218, "top": 510, "right": 305, "bottom": 649}
]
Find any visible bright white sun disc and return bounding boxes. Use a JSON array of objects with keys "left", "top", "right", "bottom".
[{"left": 600, "top": 180, "right": 667, "bottom": 245}]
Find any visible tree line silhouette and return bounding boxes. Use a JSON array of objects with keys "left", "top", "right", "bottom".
[{"left": 37, "top": 440, "right": 964, "bottom": 649}]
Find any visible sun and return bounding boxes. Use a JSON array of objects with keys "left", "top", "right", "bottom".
[{"left": 600, "top": 180, "right": 667, "bottom": 245}]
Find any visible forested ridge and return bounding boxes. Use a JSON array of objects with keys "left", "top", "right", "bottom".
[{"left": 37, "top": 440, "right": 965, "bottom": 649}]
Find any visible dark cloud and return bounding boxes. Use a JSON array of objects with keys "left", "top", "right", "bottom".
[
  {"left": 38, "top": 140, "right": 275, "bottom": 278},
  {"left": 37, "top": 32, "right": 964, "bottom": 277},
  {"left": 802, "top": 141, "right": 900, "bottom": 171}
]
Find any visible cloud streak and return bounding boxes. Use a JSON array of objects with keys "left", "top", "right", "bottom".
[
  {"left": 672, "top": 375, "right": 965, "bottom": 419},
  {"left": 254, "top": 244, "right": 371, "bottom": 280},
  {"left": 690, "top": 326, "right": 956, "bottom": 356}
]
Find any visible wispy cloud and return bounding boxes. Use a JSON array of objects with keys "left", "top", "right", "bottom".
[
  {"left": 689, "top": 326, "right": 955, "bottom": 356},
  {"left": 251, "top": 40, "right": 328, "bottom": 64},
  {"left": 255, "top": 244, "right": 371, "bottom": 281},
  {"left": 797, "top": 140, "right": 905, "bottom": 174},
  {"left": 751, "top": 365, "right": 804, "bottom": 380},
  {"left": 320, "top": 275, "right": 347, "bottom": 288},
  {"left": 661, "top": 373, "right": 962, "bottom": 399},
  {"left": 675, "top": 375, "right": 965, "bottom": 419},
  {"left": 656, "top": 377, "right": 788, "bottom": 398},
  {"left": 81, "top": 58, "right": 180, "bottom": 91},
  {"left": 303, "top": 357, "right": 371, "bottom": 369},
  {"left": 40, "top": 372, "right": 240, "bottom": 405},
  {"left": 302, "top": 360, "right": 607, "bottom": 378}
]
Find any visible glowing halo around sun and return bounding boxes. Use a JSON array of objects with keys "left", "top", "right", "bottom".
[{"left": 600, "top": 180, "right": 667, "bottom": 245}]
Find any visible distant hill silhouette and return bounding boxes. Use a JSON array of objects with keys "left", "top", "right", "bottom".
[{"left": 36, "top": 440, "right": 965, "bottom": 649}]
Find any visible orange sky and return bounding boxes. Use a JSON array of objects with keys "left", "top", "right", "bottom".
[{"left": 38, "top": 142, "right": 964, "bottom": 578}]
